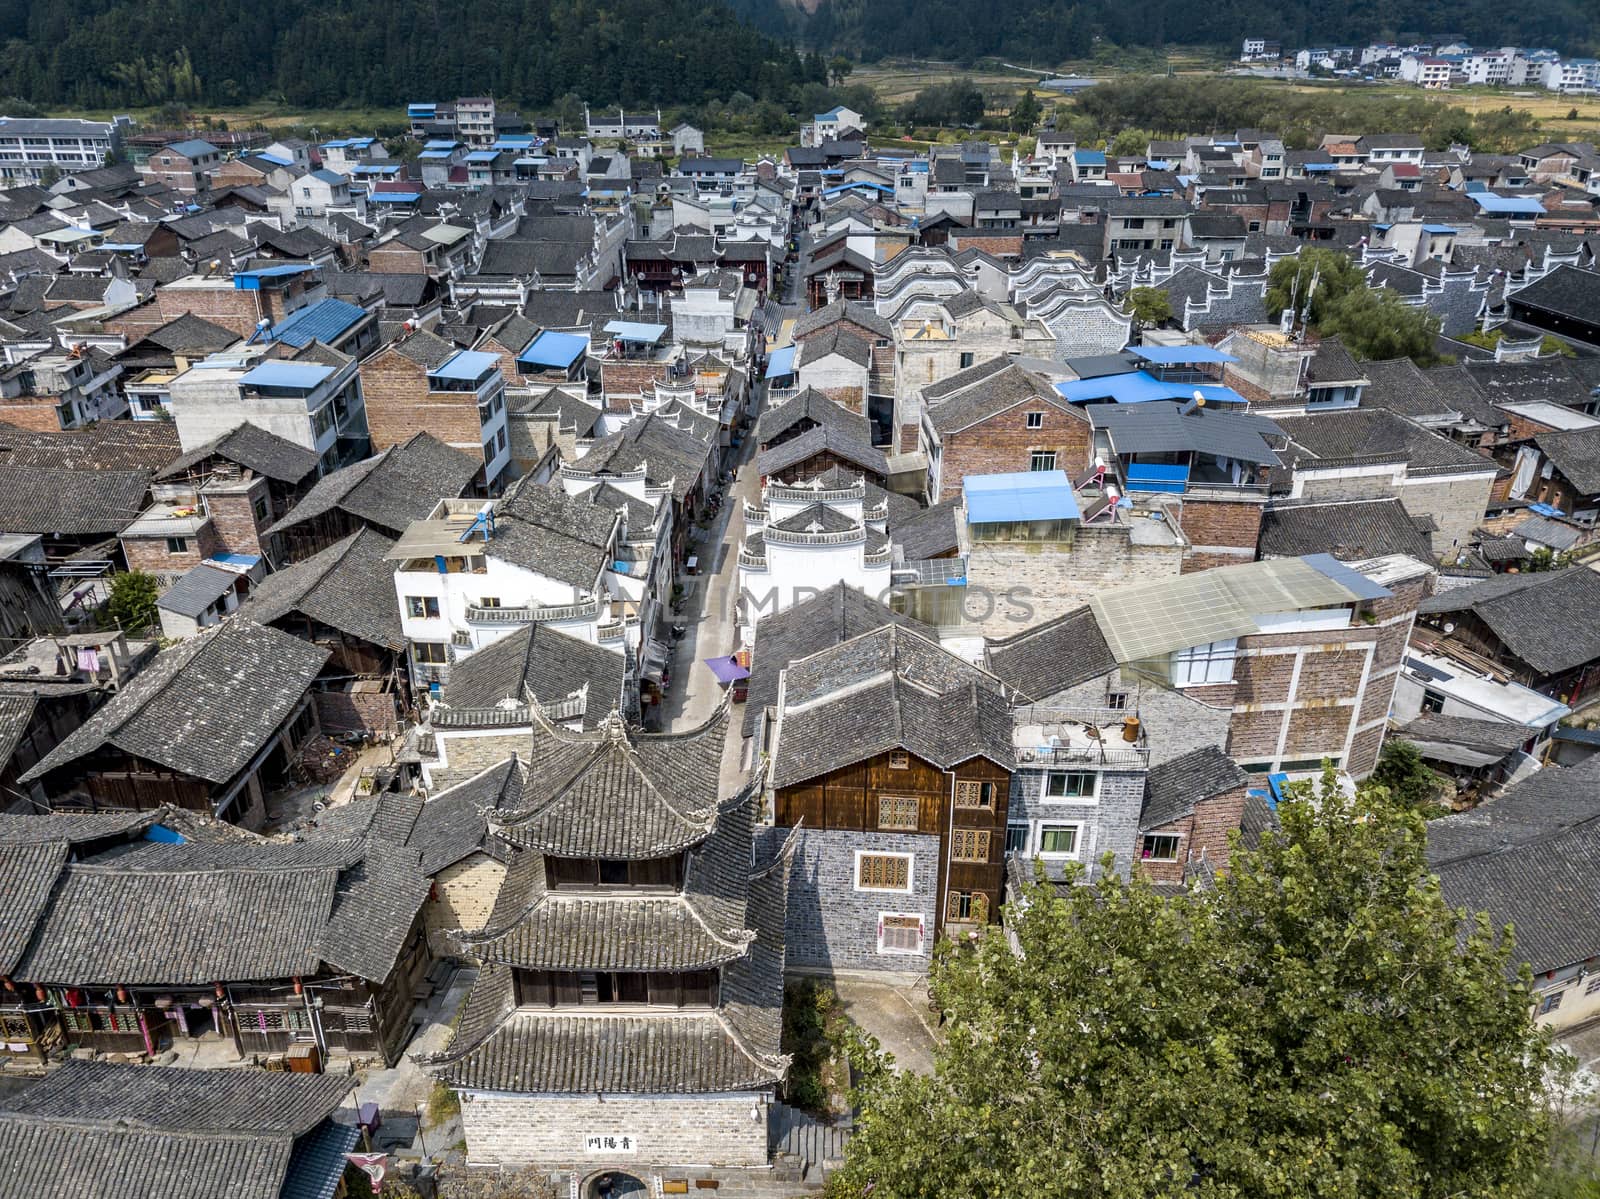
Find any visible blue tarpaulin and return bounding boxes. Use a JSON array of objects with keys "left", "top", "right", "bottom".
[
  {"left": 1125, "top": 463, "right": 1190, "bottom": 493},
  {"left": 1055, "top": 372, "right": 1247, "bottom": 406},
  {"left": 604, "top": 320, "right": 668, "bottom": 343},
  {"left": 239, "top": 360, "right": 334, "bottom": 390},
  {"left": 518, "top": 330, "right": 589, "bottom": 369},
  {"left": 430, "top": 350, "right": 499, "bottom": 382},
  {"left": 764, "top": 345, "right": 796, "bottom": 379},
  {"left": 964, "top": 470, "right": 1081, "bottom": 523}
]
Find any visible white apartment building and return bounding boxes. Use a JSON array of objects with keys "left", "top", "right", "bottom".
[
  {"left": 1544, "top": 59, "right": 1600, "bottom": 92},
  {"left": 0, "top": 116, "right": 126, "bottom": 184},
  {"left": 167, "top": 347, "right": 368, "bottom": 473},
  {"left": 737, "top": 477, "right": 895, "bottom": 646}
]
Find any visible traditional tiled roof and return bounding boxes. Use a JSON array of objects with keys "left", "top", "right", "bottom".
[
  {"left": 984, "top": 606, "right": 1119, "bottom": 702},
  {"left": 486, "top": 477, "right": 619, "bottom": 590},
  {"left": 1418, "top": 567, "right": 1600, "bottom": 676},
  {"left": 926, "top": 364, "right": 1072, "bottom": 435},
  {"left": 756, "top": 386, "right": 871, "bottom": 446},
  {"left": 0, "top": 465, "right": 149, "bottom": 535},
  {"left": 156, "top": 563, "right": 239, "bottom": 619},
  {"left": 425, "top": 792, "right": 792, "bottom": 1096},
  {"left": 756, "top": 424, "right": 887, "bottom": 479},
  {"left": 240, "top": 527, "right": 403, "bottom": 650},
  {"left": 1259, "top": 496, "right": 1435, "bottom": 563},
  {"left": 407, "top": 758, "right": 523, "bottom": 875},
  {"left": 21, "top": 621, "right": 330, "bottom": 787},
  {"left": 266, "top": 433, "right": 480, "bottom": 538},
  {"left": 771, "top": 624, "right": 1013, "bottom": 788},
  {"left": 1507, "top": 264, "right": 1600, "bottom": 323},
  {"left": 0, "top": 1060, "right": 354, "bottom": 1199},
  {"left": 1534, "top": 427, "right": 1600, "bottom": 495},
  {"left": 0, "top": 839, "right": 68, "bottom": 974},
  {"left": 1429, "top": 757, "right": 1600, "bottom": 974},
  {"left": 1272, "top": 409, "right": 1496, "bottom": 479},
  {"left": 494, "top": 704, "right": 729, "bottom": 858},
  {"left": 435, "top": 622, "right": 627, "bottom": 733},
  {"left": 792, "top": 299, "right": 891, "bottom": 342},
  {"left": 155, "top": 420, "right": 320, "bottom": 484},
  {"left": 891, "top": 496, "right": 961, "bottom": 560},
  {"left": 1140, "top": 745, "right": 1250, "bottom": 830},
  {"left": 0, "top": 809, "right": 157, "bottom": 845},
  {"left": 569, "top": 411, "right": 711, "bottom": 502}
]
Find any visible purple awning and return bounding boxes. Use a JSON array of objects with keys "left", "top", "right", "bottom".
[{"left": 704, "top": 655, "right": 750, "bottom": 683}]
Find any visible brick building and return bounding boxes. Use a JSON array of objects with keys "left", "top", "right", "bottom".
[
  {"left": 767, "top": 623, "right": 1015, "bottom": 974},
  {"left": 1134, "top": 745, "right": 1256, "bottom": 885}
]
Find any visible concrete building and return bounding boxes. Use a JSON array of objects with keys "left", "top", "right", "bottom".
[{"left": 0, "top": 116, "right": 126, "bottom": 184}]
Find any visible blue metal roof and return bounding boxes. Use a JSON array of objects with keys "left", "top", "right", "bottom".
[
  {"left": 764, "top": 345, "right": 796, "bottom": 379},
  {"left": 1422, "top": 224, "right": 1457, "bottom": 234},
  {"left": 1074, "top": 150, "right": 1106, "bottom": 165},
  {"left": 370, "top": 192, "right": 421, "bottom": 202},
  {"left": 1467, "top": 192, "right": 1545, "bottom": 215},
  {"left": 418, "top": 150, "right": 455, "bottom": 160},
  {"left": 256, "top": 152, "right": 292, "bottom": 167},
  {"left": 319, "top": 139, "right": 351, "bottom": 150},
  {"left": 266, "top": 298, "right": 367, "bottom": 348},
  {"left": 424, "top": 139, "right": 458, "bottom": 149},
  {"left": 310, "top": 168, "right": 345, "bottom": 184},
  {"left": 1300, "top": 553, "right": 1393, "bottom": 601},
  {"left": 239, "top": 360, "right": 335, "bottom": 390},
  {"left": 429, "top": 349, "right": 500, "bottom": 383},
  {"left": 518, "top": 329, "right": 589, "bottom": 369},
  {"left": 604, "top": 319, "right": 668, "bottom": 343},
  {"left": 233, "top": 263, "right": 317, "bottom": 290},
  {"left": 210, "top": 552, "right": 262, "bottom": 567},
  {"left": 1132, "top": 345, "right": 1238, "bottom": 365},
  {"left": 464, "top": 150, "right": 499, "bottom": 163},
  {"left": 1055, "top": 372, "right": 1247, "bottom": 406},
  {"left": 963, "top": 471, "right": 1081, "bottom": 523}
]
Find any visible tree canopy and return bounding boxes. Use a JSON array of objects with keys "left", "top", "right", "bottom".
[
  {"left": 829, "top": 778, "right": 1565, "bottom": 1199},
  {"left": 1320, "top": 286, "right": 1446, "bottom": 367},
  {"left": 1265, "top": 247, "right": 1367, "bottom": 326}
]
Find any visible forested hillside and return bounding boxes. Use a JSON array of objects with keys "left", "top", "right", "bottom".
[
  {"left": 729, "top": 0, "right": 1598, "bottom": 63},
  {"left": 0, "top": 0, "right": 826, "bottom": 108}
]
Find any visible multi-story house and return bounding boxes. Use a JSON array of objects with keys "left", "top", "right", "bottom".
[
  {"left": 454, "top": 97, "right": 497, "bottom": 146},
  {"left": 803, "top": 105, "right": 865, "bottom": 147},
  {"left": 736, "top": 476, "right": 895, "bottom": 646},
  {"left": 584, "top": 107, "right": 662, "bottom": 142},
  {"left": 287, "top": 169, "right": 354, "bottom": 221},
  {"left": 360, "top": 347, "right": 509, "bottom": 491},
  {"left": 767, "top": 623, "right": 1015, "bottom": 974},
  {"left": 167, "top": 345, "right": 369, "bottom": 475},
  {"left": 425, "top": 705, "right": 790, "bottom": 1180},
  {"left": 143, "top": 139, "right": 221, "bottom": 193},
  {"left": 0, "top": 349, "right": 125, "bottom": 430},
  {"left": 0, "top": 115, "right": 126, "bottom": 184},
  {"left": 387, "top": 480, "right": 649, "bottom": 695}
]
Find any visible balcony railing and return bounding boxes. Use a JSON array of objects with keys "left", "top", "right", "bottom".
[
  {"left": 761, "top": 526, "right": 865, "bottom": 548},
  {"left": 464, "top": 597, "right": 602, "bottom": 625},
  {"left": 1016, "top": 743, "right": 1151, "bottom": 768},
  {"left": 743, "top": 502, "right": 768, "bottom": 524},
  {"left": 768, "top": 482, "right": 865, "bottom": 505},
  {"left": 863, "top": 547, "right": 894, "bottom": 567},
  {"left": 596, "top": 619, "right": 637, "bottom": 643},
  {"left": 737, "top": 550, "right": 768, "bottom": 570}
]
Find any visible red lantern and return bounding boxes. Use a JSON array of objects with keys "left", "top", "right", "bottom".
[
  {"left": 34, "top": 985, "right": 46, "bottom": 1002},
  {"left": 292, "top": 977, "right": 303, "bottom": 996},
  {"left": 116, "top": 986, "right": 129, "bottom": 1004},
  {"left": 214, "top": 982, "right": 226, "bottom": 1000}
]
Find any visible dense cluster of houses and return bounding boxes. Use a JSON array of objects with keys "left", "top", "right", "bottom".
[
  {"left": 0, "top": 96, "right": 1596, "bottom": 1198},
  {"left": 1242, "top": 36, "right": 1600, "bottom": 92}
]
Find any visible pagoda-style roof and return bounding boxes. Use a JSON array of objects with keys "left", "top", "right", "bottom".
[{"left": 491, "top": 701, "right": 730, "bottom": 859}]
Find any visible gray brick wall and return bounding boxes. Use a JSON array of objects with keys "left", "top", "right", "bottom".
[
  {"left": 459, "top": 1091, "right": 770, "bottom": 1168},
  {"left": 764, "top": 827, "right": 939, "bottom": 973},
  {"left": 1008, "top": 765, "right": 1146, "bottom": 880},
  {"left": 1036, "top": 675, "right": 1234, "bottom": 768}
]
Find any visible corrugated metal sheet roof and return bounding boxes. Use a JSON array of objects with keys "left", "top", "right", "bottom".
[{"left": 266, "top": 298, "right": 366, "bottom": 348}]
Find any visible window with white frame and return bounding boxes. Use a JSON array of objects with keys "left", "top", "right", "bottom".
[
  {"left": 1043, "top": 771, "right": 1097, "bottom": 801},
  {"left": 855, "top": 851, "right": 913, "bottom": 892},
  {"left": 1171, "top": 638, "right": 1237, "bottom": 687},
  {"left": 1539, "top": 990, "right": 1564, "bottom": 1014},
  {"left": 1037, "top": 823, "right": 1080, "bottom": 858},
  {"left": 1025, "top": 411, "right": 1044, "bottom": 429},
  {"left": 1004, "top": 824, "right": 1030, "bottom": 854},
  {"left": 878, "top": 913, "right": 925, "bottom": 954},
  {"left": 1141, "top": 833, "right": 1180, "bottom": 862}
]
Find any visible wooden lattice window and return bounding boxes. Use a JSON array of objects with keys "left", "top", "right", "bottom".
[
  {"left": 955, "top": 780, "right": 994, "bottom": 809},
  {"left": 856, "top": 853, "right": 911, "bottom": 892},
  {"left": 951, "top": 829, "right": 991, "bottom": 862},
  {"left": 878, "top": 795, "right": 919, "bottom": 831}
]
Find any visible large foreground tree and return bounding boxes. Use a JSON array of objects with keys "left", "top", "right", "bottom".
[{"left": 829, "top": 783, "right": 1564, "bottom": 1198}]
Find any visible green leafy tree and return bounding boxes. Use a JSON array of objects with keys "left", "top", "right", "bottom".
[
  {"left": 828, "top": 55, "right": 854, "bottom": 87},
  {"left": 1265, "top": 246, "right": 1366, "bottom": 325},
  {"left": 1124, "top": 286, "right": 1171, "bottom": 331},
  {"left": 1008, "top": 88, "right": 1042, "bottom": 133},
  {"left": 553, "top": 92, "right": 585, "bottom": 134},
  {"left": 1109, "top": 126, "right": 1150, "bottom": 157},
  {"left": 830, "top": 781, "right": 1562, "bottom": 1199},
  {"left": 1320, "top": 285, "right": 1445, "bottom": 366},
  {"left": 107, "top": 571, "right": 160, "bottom": 633},
  {"left": 1369, "top": 738, "right": 1448, "bottom": 814}
]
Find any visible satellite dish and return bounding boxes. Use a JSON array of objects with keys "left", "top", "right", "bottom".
[{"left": 1442, "top": 622, "right": 1456, "bottom": 634}]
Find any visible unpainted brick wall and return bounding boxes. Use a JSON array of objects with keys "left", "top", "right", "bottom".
[{"left": 938, "top": 407, "right": 1092, "bottom": 502}]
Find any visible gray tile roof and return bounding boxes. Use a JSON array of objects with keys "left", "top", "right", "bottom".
[
  {"left": 1429, "top": 755, "right": 1600, "bottom": 867},
  {"left": 927, "top": 364, "right": 1073, "bottom": 436},
  {"left": 407, "top": 758, "right": 522, "bottom": 875},
  {"left": 756, "top": 423, "right": 887, "bottom": 480},
  {"left": 436, "top": 621, "right": 627, "bottom": 732},
  {"left": 267, "top": 433, "right": 480, "bottom": 538},
  {"left": 15, "top": 836, "right": 425, "bottom": 986},
  {"left": 1394, "top": 713, "right": 1531, "bottom": 756},
  {"left": 792, "top": 299, "right": 891, "bottom": 342},
  {"left": 1418, "top": 567, "right": 1600, "bottom": 676},
  {"left": 1272, "top": 409, "right": 1496, "bottom": 479},
  {"left": 757, "top": 387, "right": 872, "bottom": 447},
  {"left": 0, "top": 691, "right": 36, "bottom": 776},
  {"left": 0, "top": 465, "right": 149, "bottom": 535},
  {"left": 1507, "top": 264, "right": 1600, "bottom": 324},
  {"left": 1534, "top": 427, "right": 1600, "bottom": 495},
  {"left": 1357, "top": 357, "right": 1459, "bottom": 422},
  {"left": 426, "top": 789, "right": 790, "bottom": 1096},
  {"left": 1259, "top": 497, "right": 1435, "bottom": 563},
  {"left": 0, "top": 839, "right": 67, "bottom": 974},
  {"left": 21, "top": 620, "right": 330, "bottom": 787},
  {"left": 157, "top": 563, "right": 239, "bottom": 619},
  {"left": 984, "top": 606, "right": 1118, "bottom": 702},
  {"left": 0, "top": 809, "right": 156, "bottom": 845},
  {"left": 487, "top": 478, "right": 620, "bottom": 590},
  {"left": 892, "top": 496, "right": 961, "bottom": 561},
  {"left": 772, "top": 624, "right": 1013, "bottom": 788},
  {"left": 1140, "top": 745, "right": 1250, "bottom": 830},
  {"left": 155, "top": 421, "right": 320, "bottom": 484},
  {"left": 495, "top": 705, "right": 729, "bottom": 857},
  {"left": 569, "top": 410, "right": 712, "bottom": 502},
  {"left": 240, "top": 527, "right": 404, "bottom": 650},
  {"left": 0, "top": 1060, "right": 353, "bottom": 1199},
  {"left": 1090, "top": 400, "right": 1283, "bottom": 465}
]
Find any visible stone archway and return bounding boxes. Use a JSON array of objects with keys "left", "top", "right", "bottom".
[{"left": 585, "top": 1170, "right": 649, "bottom": 1199}]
